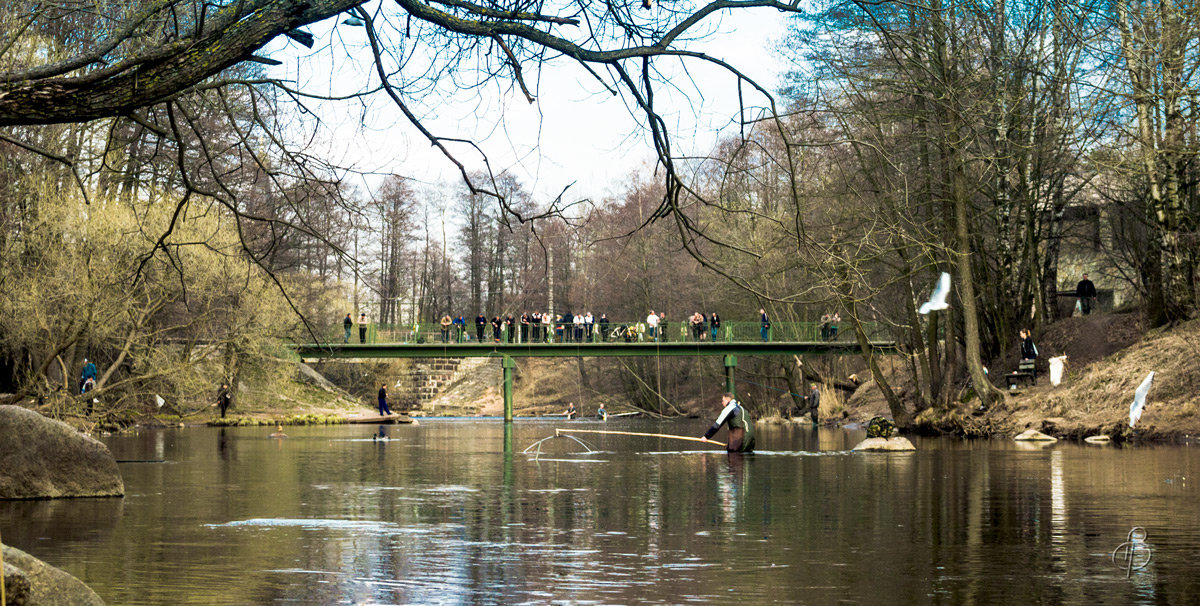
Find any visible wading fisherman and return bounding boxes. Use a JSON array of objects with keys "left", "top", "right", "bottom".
[
  {"left": 700, "top": 392, "right": 755, "bottom": 452},
  {"left": 805, "top": 383, "right": 820, "bottom": 425},
  {"left": 563, "top": 402, "right": 577, "bottom": 420}
]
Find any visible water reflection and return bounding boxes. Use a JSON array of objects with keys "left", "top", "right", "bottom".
[{"left": 0, "top": 422, "right": 1197, "bottom": 604}]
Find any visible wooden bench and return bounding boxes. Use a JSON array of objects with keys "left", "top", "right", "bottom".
[{"left": 1007, "top": 360, "right": 1038, "bottom": 389}]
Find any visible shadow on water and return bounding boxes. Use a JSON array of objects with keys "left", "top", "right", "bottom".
[{"left": 0, "top": 419, "right": 1198, "bottom": 604}]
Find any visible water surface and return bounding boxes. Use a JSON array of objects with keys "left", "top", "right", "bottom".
[{"left": 2, "top": 420, "right": 1197, "bottom": 604}]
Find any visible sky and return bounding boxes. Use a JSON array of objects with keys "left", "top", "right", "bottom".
[{"left": 263, "top": 3, "right": 794, "bottom": 206}]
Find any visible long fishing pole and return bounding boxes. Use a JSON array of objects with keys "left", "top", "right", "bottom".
[
  {"left": 1, "top": 525, "right": 6, "bottom": 605},
  {"left": 555, "top": 428, "right": 725, "bottom": 448}
]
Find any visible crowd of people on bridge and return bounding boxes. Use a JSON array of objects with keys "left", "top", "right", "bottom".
[{"left": 337, "top": 307, "right": 863, "bottom": 345}]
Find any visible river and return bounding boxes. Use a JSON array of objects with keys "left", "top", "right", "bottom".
[{"left": 1, "top": 419, "right": 1197, "bottom": 604}]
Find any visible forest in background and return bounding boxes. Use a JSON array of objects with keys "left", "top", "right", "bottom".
[{"left": 0, "top": 0, "right": 1196, "bottom": 428}]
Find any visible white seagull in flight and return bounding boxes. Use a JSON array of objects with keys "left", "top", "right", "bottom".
[
  {"left": 918, "top": 272, "right": 951, "bottom": 315},
  {"left": 1129, "top": 371, "right": 1154, "bottom": 428}
]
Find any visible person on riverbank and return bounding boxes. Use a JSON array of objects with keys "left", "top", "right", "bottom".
[
  {"left": 700, "top": 392, "right": 755, "bottom": 452},
  {"left": 358, "top": 313, "right": 369, "bottom": 344},
  {"left": 343, "top": 313, "right": 353, "bottom": 343},
  {"left": 377, "top": 384, "right": 392, "bottom": 416},
  {"left": 440, "top": 314, "right": 453, "bottom": 343},
  {"left": 216, "top": 383, "right": 233, "bottom": 418},
  {"left": 1076, "top": 273, "right": 1097, "bottom": 315},
  {"left": 80, "top": 358, "right": 97, "bottom": 394},
  {"left": 564, "top": 402, "right": 577, "bottom": 419},
  {"left": 1019, "top": 329, "right": 1039, "bottom": 379},
  {"left": 805, "top": 383, "right": 820, "bottom": 425}
]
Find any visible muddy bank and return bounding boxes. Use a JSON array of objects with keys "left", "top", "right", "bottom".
[{"left": 844, "top": 315, "right": 1200, "bottom": 442}]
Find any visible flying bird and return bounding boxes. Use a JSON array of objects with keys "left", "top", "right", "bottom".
[
  {"left": 155, "top": 394, "right": 165, "bottom": 409},
  {"left": 1129, "top": 371, "right": 1154, "bottom": 428},
  {"left": 918, "top": 272, "right": 951, "bottom": 314}
]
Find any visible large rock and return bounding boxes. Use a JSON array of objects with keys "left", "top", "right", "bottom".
[
  {"left": 853, "top": 437, "right": 917, "bottom": 451},
  {"left": 0, "top": 406, "right": 123, "bottom": 499},
  {"left": 1013, "top": 429, "right": 1058, "bottom": 442},
  {"left": 2, "top": 543, "right": 104, "bottom": 605}
]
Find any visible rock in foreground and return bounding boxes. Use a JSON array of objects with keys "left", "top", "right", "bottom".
[
  {"left": 2, "top": 543, "right": 104, "bottom": 605},
  {"left": 1013, "top": 429, "right": 1058, "bottom": 442},
  {"left": 0, "top": 405, "right": 123, "bottom": 499},
  {"left": 853, "top": 437, "right": 917, "bottom": 451}
]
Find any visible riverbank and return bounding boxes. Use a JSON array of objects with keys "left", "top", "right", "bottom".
[{"left": 843, "top": 314, "right": 1200, "bottom": 442}]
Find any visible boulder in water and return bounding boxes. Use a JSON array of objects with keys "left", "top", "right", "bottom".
[
  {"left": 852, "top": 437, "right": 916, "bottom": 451},
  {"left": 2, "top": 543, "right": 105, "bottom": 605},
  {"left": 1013, "top": 429, "right": 1058, "bottom": 442},
  {"left": 0, "top": 405, "right": 124, "bottom": 499}
]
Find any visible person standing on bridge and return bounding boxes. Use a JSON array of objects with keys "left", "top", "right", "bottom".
[
  {"left": 476, "top": 314, "right": 487, "bottom": 342},
  {"left": 709, "top": 312, "right": 721, "bottom": 341},
  {"left": 358, "top": 313, "right": 369, "bottom": 344},
  {"left": 759, "top": 309, "right": 771, "bottom": 342},
  {"left": 453, "top": 315, "right": 466, "bottom": 342},
  {"left": 492, "top": 316, "right": 503, "bottom": 342},
  {"left": 377, "top": 383, "right": 392, "bottom": 416},
  {"left": 343, "top": 313, "right": 353, "bottom": 343},
  {"left": 646, "top": 310, "right": 660, "bottom": 341},
  {"left": 700, "top": 392, "right": 755, "bottom": 452},
  {"left": 439, "top": 314, "right": 453, "bottom": 343},
  {"left": 599, "top": 313, "right": 610, "bottom": 339}
]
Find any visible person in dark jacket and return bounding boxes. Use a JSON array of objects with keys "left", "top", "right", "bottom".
[
  {"left": 759, "top": 309, "right": 771, "bottom": 342},
  {"left": 709, "top": 312, "right": 720, "bottom": 341},
  {"left": 598, "top": 314, "right": 610, "bottom": 340},
  {"left": 377, "top": 384, "right": 392, "bottom": 416},
  {"left": 476, "top": 314, "right": 487, "bottom": 342},
  {"left": 492, "top": 316, "right": 502, "bottom": 342},
  {"left": 343, "top": 313, "right": 353, "bottom": 343},
  {"left": 453, "top": 315, "right": 466, "bottom": 342},
  {"left": 701, "top": 392, "right": 755, "bottom": 452},
  {"left": 805, "top": 383, "right": 820, "bottom": 425},
  {"left": 1019, "top": 329, "right": 1039, "bottom": 379},
  {"left": 216, "top": 383, "right": 233, "bottom": 418},
  {"left": 1076, "top": 273, "right": 1097, "bottom": 315}
]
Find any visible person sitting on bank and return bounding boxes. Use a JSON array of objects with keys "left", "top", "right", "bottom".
[
  {"left": 597, "top": 402, "right": 607, "bottom": 421},
  {"left": 700, "top": 392, "right": 756, "bottom": 453},
  {"left": 1076, "top": 273, "right": 1097, "bottom": 315},
  {"left": 563, "top": 402, "right": 577, "bottom": 419}
]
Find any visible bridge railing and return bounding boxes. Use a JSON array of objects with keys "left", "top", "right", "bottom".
[{"left": 323, "top": 320, "right": 888, "bottom": 345}]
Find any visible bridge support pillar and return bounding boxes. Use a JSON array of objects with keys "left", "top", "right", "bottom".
[
  {"left": 502, "top": 356, "right": 516, "bottom": 423},
  {"left": 724, "top": 354, "right": 737, "bottom": 397}
]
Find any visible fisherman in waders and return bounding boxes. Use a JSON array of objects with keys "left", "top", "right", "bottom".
[
  {"left": 700, "top": 392, "right": 755, "bottom": 452},
  {"left": 377, "top": 384, "right": 392, "bottom": 416}
]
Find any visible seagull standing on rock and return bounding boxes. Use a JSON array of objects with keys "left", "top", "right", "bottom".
[{"left": 918, "top": 272, "right": 951, "bottom": 315}]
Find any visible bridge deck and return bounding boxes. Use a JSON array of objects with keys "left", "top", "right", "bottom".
[{"left": 294, "top": 341, "right": 897, "bottom": 361}]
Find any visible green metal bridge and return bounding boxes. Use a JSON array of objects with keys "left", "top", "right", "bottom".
[{"left": 295, "top": 320, "right": 896, "bottom": 422}]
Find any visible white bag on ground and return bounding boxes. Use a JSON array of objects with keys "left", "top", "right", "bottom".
[{"left": 1048, "top": 355, "right": 1067, "bottom": 386}]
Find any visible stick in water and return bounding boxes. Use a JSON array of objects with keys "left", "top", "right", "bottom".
[{"left": 556, "top": 428, "right": 725, "bottom": 448}]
